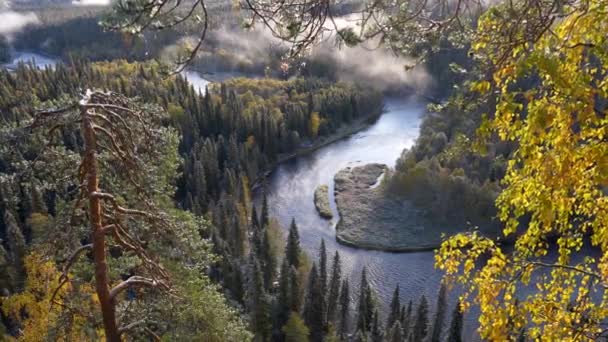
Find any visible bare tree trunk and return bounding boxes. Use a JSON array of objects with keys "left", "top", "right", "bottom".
[{"left": 82, "top": 109, "right": 121, "bottom": 342}]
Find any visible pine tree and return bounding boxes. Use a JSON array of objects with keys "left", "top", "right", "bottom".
[
  {"left": 430, "top": 283, "right": 447, "bottom": 342},
  {"left": 319, "top": 239, "right": 328, "bottom": 296},
  {"left": 249, "top": 255, "right": 271, "bottom": 341},
  {"left": 387, "top": 321, "right": 403, "bottom": 342},
  {"left": 289, "top": 266, "right": 302, "bottom": 312},
  {"left": 412, "top": 296, "right": 429, "bottom": 342},
  {"left": 232, "top": 218, "right": 246, "bottom": 258},
  {"left": 4, "top": 211, "right": 25, "bottom": 285},
  {"left": 261, "top": 228, "right": 277, "bottom": 288},
  {"left": 282, "top": 312, "right": 310, "bottom": 342},
  {"left": 285, "top": 218, "right": 300, "bottom": 268},
  {"left": 339, "top": 279, "right": 350, "bottom": 339},
  {"left": 371, "top": 310, "right": 383, "bottom": 342},
  {"left": 304, "top": 263, "right": 326, "bottom": 342},
  {"left": 261, "top": 191, "right": 270, "bottom": 228},
  {"left": 250, "top": 205, "right": 263, "bottom": 254},
  {"left": 0, "top": 243, "right": 14, "bottom": 292},
  {"left": 277, "top": 258, "right": 292, "bottom": 330},
  {"left": 387, "top": 285, "right": 401, "bottom": 329},
  {"left": 327, "top": 251, "right": 341, "bottom": 325},
  {"left": 356, "top": 267, "right": 374, "bottom": 333},
  {"left": 402, "top": 300, "right": 413, "bottom": 337},
  {"left": 447, "top": 300, "right": 463, "bottom": 342}
]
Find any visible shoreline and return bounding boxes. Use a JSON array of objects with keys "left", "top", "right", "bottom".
[
  {"left": 335, "top": 234, "right": 439, "bottom": 253},
  {"left": 251, "top": 108, "right": 383, "bottom": 190}
]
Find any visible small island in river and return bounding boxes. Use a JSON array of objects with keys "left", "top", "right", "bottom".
[
  {"left": 334, "top": 163, "right": 471, "bottom": 252},
  {"left": 314, "top": 184, "right": 333, "bottom": 219}
]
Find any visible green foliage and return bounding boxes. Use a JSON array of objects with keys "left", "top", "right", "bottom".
[
  {"left": 447, "top": 300, "right": 463, "bottom": 342},
  {"left": 412, "top": 295, "right": 429, "bottom": 341},
  {"left": 282, "top": 312, "right": 309, "bottom": 342}
]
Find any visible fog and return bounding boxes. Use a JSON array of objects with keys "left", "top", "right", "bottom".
[
  {"left": 176, "top": 22, "right": 430, "bottom": 91},
  {"left": 0, "top": 11, "right": 39, "bottom": 36}
]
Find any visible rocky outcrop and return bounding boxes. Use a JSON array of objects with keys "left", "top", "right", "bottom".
[
  {"left": 314, "top": 184, "right": 333, "bottom": 219},
  {"left": 334, "top": 163, "right": 457, "bottom": 251}
]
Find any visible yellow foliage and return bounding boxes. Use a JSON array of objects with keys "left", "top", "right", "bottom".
[
  {"left": 1, "top": 252, "right": 100, "bottom": 341},
  {"left": 437, "top": 0, "right": 608, "bottom": 340},
  {"left": 310, "top": 112, "right": 321, "bottom": 138},
  {"left": 245, "top": 135, "right": 256, "bottom": 149}
]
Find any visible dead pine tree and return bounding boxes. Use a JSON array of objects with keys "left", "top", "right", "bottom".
[{"left": 30, "top": 90, "right": 177, "bottom": 341}]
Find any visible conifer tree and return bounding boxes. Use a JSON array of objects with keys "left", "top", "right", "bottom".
[
  {"left": 285, "top": 218, "right": 300, "bottom": 268},
  {"left": 261, "top": 191, "right": 270, "bottom": 228},
  {"left": 327, "top": 251, "right": 341, "bottom": 325},
  {"left": 412, "top": 296, "right": 429, "bottom": 342},
  {"left": 249, "top": 255, "right": 271, "bottom": 341},
  {"left": 282, "top": 312, "right": 310, "bottom": 342},
  {"left": 304, "top": 263, "right": 326, "bottom": 342},
  {"left": 277, "top": 258, "right": 293, "bottom": 331},
  {"left": 289, "top": 266, "right": 302, "bottom": 312},
  {"left": 430, "top": 283, "right": 447, "bottom": 342},
  {"left": 4, "top": 211, "right": 25, "bottom": 286},
  {"left": 387, "top": 285, "right": 401, "bottom": 329},
  {"left": 447, "top": 300, "right": 463, "bottom": 342},
  {"left": 402, "top": 300, "right": 413, "bottom": 337},
  {"left": 319, "top": 239, "right": 328, "bottom": 296},
  {"left": 356, "top": 267, "right": 374, "bottom": 333},
  {"left": 339, "top": 279, "right": 350, "bottom": 339},
  {"left": 261, "top": 228, "right": 277, "bottom": 288},
  {"left": 250, "top": 205, "right": 263, "bottom": 254},
  {"left": 0, "top": 243, "right": 14, "bottom": 292},
  {"left": 371, "top": 310, "right": 383, "bottom": 342},
  {"left": 387, "top": 321, "right": 403, "bottom": 342}
]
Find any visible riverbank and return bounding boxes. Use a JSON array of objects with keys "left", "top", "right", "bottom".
[
  {"left": 334, "top": 163, "right": 475, "bottom": 252},
  {"left": 251, "top": 108, "right": 383, "bottom": 190}
]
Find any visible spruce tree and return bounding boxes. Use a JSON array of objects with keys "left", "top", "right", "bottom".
[
  {"left": 387, "top": 285, "right": 401, "bottom": 329},
  {"left": 250, "top": 205, "right": 263, "bottom": 254},
  {"left": 289, "top": 266, "right": 302, "bottom": 312},
  {"left": 249, "top": 255, "right": 271, "bottom": 341},
  {"left": 261, "top": 191, "right": 270, "bottom": 228},
  {"left": 4, "top": 211, "right": 25, "bottom": 285},
  {"left": 304, "top": 263, "right": 326, "bottom": 342},
  {"left": 339, "top": 279, "right": 350, "bottom": 339},
  {"left": 282, "top": 312, "right": 310, "bottom": 342},
  {"left": 327, "top": 251, "right": 341, "bottom": 325},
  {"left": 447, "top": 300, "right": 463, "bottom": 342},
  {"left": 430, "top": 283, "right": 447, "bottom": 342},
  {"left": 319, "top": 239, "right": 328, "bottom": 296},
  {"left": 285, "top": 218, "right": 301, "bottom": 268},
  {"left": 387, "top": 321, "right": 403, "bottom": 342},
  {"left": 0, "top": 243, "right": 14, "bottom": 292},
  {"left": 261, "top": 228, "right": 277, "bottom": 288},
  {"left": 278, "top": 258, "right": 293, "bottom": 330},
  {"left": 402, "top": 300, "right": 413, "bottom": 337},
  {"left": 356, "top": 267, "right": 374, "bottom": 333},
  {"left": 371, "top": 310, "right": 383, "bottom": 342},
  {"left": 412, "top": 296, "right": 429, "bottom": 342}
]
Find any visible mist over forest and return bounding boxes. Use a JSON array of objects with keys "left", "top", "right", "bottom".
[{"left": 0, "top": 0, "right": 606, "bottom": 341}]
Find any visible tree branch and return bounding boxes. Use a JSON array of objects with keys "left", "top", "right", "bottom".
[{"left": 109, "top": 276, "right": 161, "bottom": 300}]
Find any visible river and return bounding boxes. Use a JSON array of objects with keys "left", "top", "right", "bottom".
[
  {"left": 4, "top": 51, "right": 57, "bottom": 71},
  {"left": 251, "top": 97, "right": 485, "bottom": 337},
  {"left": 4, "top": 52, "right": 478, "bottom": 338}
]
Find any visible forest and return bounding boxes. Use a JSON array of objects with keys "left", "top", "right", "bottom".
[
  {"left": 1, "top": 0, "right": 607, "bottom": 340},
  {"left": 0, "top": 60, "right": 451, "bottom": 341}
]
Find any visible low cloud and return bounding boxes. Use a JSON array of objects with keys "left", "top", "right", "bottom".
[
  {"left": 310, "top": 41, "right": 431, "bottom": 92},
  {"left": 223, "top": 22, "right": 431, "bottom": 91},
  {"left": 0, "top": 11, "right": 39, "bottom": 35},
  {"left": 72, "top": 0, "right": 111, "bottom": 6}
]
